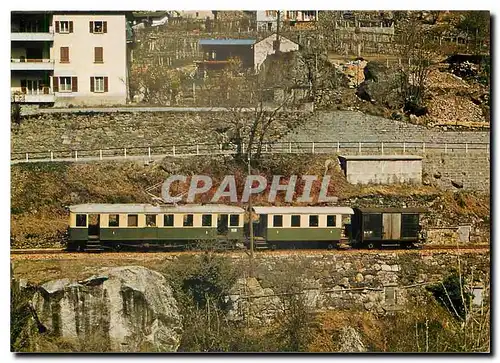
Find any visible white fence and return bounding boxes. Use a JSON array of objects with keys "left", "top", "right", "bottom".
[{"left": 11, "top": 141, "right": 490, "bottom": 164}]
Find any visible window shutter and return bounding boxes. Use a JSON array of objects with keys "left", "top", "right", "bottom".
[
  {"left": 69, "top": 21, "right": 73, "bottom": 33},
  {"left": 103, "top": 21, "right": 107, "bottom": 33},
  {"left": 53, "top": 77, "right": 59, "bottom": 92},
  {"left": 90, "top": 77, "right": 95, "bottom": 92},
  {"left": 89, "top": 21, "right": 94, "bottom": 33},
  {"left": 60, "top": 47, "right": 69, "bottom": 62},
  {"left": 95, "top": 47, "right": 103, "bottom": 62},
  {"left": 71, "top": 77, "right": 78, "bottom": 92},
  {"left": 104, "top": 77, "right": 108, "bottom": 92},
  {"left": 55, "top": 21, "right": 60, "bottom": 33}
]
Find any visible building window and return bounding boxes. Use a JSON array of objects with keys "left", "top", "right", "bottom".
[
  {"left": 327, "top": 215, "right": 337, "bottom": 227},
  {"left": 59, "top": 77, "right": 72, "bottom": 92},
  {"left": 127, "top": 214, "right": 138, "bottom": 227},
  {"left": 184, "top": 214, "right": 194, "bottom": 227},
  {"left": 94, "top": 47, "right": 103, "bottom": 63},
  {"left": 164, "top": 214, "right": 174, "bottom": 227},
  {"left": 76, "top": 214, "right": 87, "bottom": 227},
  {"left": 60, "top": 21, "right": 69, "bottom": 33},
  {"left": 90, "top": 76, "right": 108, "bottom": 93},
  {"left": 202, "top": 214, "right": 212, "bottom": 227},
  {"left": 90, "top": 21, "right": 107, "bottom": 33},
  {"left": 60, "top": 47, "right": 69, "bottom": 63},
  {"left": 146, "top": 214, "right": 157, "bottom": 227},
  {"left": 273, "top": 215, "right": 283, "bottom": 227},
  {"left": 309, "top": 215, "right": 319, "bottom": 227},
  {"left": 109, "top": 214, "right": 119, "bottom": 227},
  {"left": 291, "top": 215, "right": 301, "bottom": 227},
  {"left": 229, "top": 214, "right": 240, "bottom": 227}
]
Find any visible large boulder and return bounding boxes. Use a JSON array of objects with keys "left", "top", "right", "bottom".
[{"left": 32, "top": 266, "right": 182, "bottom": 352}]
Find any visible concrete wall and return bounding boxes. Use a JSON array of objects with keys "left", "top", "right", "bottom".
[
  {"left": 340, "top": 157, "right": 422, "bottom": 185},
  {"left": 52, "top": 14, "right": 127, "bottom": 106},
  {"left": 254, "top": 34, "right": 299, "bottom": 71}
]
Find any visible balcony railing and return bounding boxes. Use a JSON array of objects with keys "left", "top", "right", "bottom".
[
  {"left": 11, "top": 29, "right": 54, "bottom": 41},
  {"left": 12, "top": 88, "right": 55, "bottom": 103},
  {"left": 10, "top": 58, "right": 55, "bottom": 71}
]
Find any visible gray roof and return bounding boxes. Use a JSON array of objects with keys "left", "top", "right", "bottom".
[
  {"left": 199, "top": 39, "right": 255, "bottom": 46},
  {"left": 355, "top": 207, "right": 428, "bottom": 214},
  {"left": 69, "top": 204, "right": 245, "bottom": 214},
  {"left": 252, "top": 206, "right": 354, "bottom": 215},
  {"left": 338, "top": 155, "right": 422, "bottom": 160}
]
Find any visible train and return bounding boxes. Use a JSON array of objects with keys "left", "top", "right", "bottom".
[{"left": 67, "top": 203, "right": 427, "bottom": 252}]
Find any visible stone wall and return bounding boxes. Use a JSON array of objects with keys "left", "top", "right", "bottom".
[{"left": 173, "top": 250, "right": 490, "bottom": 324}]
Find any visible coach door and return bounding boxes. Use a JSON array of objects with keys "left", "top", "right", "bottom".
[
  {"left": 382, "top": 213, "right": 401, "bottom": 240},
  {"left": 88, "top": 214, "right": 100, "bottom": 238},
  {"left": 217, "top": 214, "right": 229, "bottom": 236}
]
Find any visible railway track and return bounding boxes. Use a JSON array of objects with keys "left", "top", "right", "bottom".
[{"left": 10, "top": 244, "right": 490, "bottom": 259}]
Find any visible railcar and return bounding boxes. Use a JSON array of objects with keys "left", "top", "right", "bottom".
[
  {"left": 251, "top": 206, "right": 355, "bottom": 250},
  {"left": 68, "top": 204, "right": 245, "bottom": 251},
  {"left": 349, "top": 207, "right": 427, "bottom": 249}
]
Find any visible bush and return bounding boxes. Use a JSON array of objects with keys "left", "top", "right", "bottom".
[{"left": 427, "top": 272, "right": 472, "bottom": 320}]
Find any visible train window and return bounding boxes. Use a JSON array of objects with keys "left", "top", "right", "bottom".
[
  {"left": 291, "top": 215, "right": 301, "bottom": 227},
  {"left": 229, "top": 214, "right": 240, "bottom": 227},
  {"left": 109, "top": 214, "right": 119, "bottom": 227},
  {"left": 202, "top": 214, "right": 212, "bottom": 227},
  {"left": 309, "top": 215, "right": 319, "bottom": 227},
  {"left": 164, "top": 214, "right": 174, "bottom": 227},
  {"left": 76, "top": 214, "right": 87, "bottom": 227},
  {"left": 184, "top": 214, "right": 194, "bottom": 227},
  {"left": 273, "top": 215, "right": 283, "bottom": 227},
  {"left": 327, "top": 215, "right": 336, "bottom": 227},
  {"left": 401, "top": 214, "right": 419, "bottom": 238},
  {"left": 363, "top": 214, "right": 382, "bottom": 237},
  {"left": 128, "top": 214, "right": 138, "bottom": 227},
  {"left": 146, "top": 214, "right": 157, "bottom": 227}
]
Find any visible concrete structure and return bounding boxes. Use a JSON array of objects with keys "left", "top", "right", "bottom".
[
  {"left": 338, "top": 155, "right": 422, "bottom": 185},
  {"left": 11, "top": 11, "right": 129, "bottom": 106},
  {"left": 196, "top": 39, "right": 256, "bottom": 72},
  {"left": 254, "top": 34, "right": 299, "bottom": 71},
  {"left": 257, "top": 10, "right": 317, "bottom": 32}
]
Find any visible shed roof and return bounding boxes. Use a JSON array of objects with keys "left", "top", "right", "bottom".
[
  {"left": 199, "top": 39, "right": 256, "bottom": 46},
  {"left": 338, "top": 155, "right": 423, "bottom": 161},
  {"left": 252, "top": 206, "right": 354, "bottom": 215},
  {"left": 69, "top": 204, "right": 245, "bottom": 214},
  {"left": 355, "top": 207, "right": 428, "bottom": 214}
]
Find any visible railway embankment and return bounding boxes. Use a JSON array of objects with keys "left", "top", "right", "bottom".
[{"left": 11, "top": 248, "right": 489, "bottom": 352}]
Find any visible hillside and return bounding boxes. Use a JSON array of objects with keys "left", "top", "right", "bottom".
[{"left": 11, "top": 156, "right": 489, "bottom": 248}]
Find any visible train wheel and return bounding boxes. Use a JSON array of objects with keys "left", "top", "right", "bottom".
[
  {"left": 270, "top": 244, "right": 277, "bottom": 251},
  {"left": 404, "top": 243, "right": 413, "bottom": 250},
  {"left": 114, "top": 244, "right": 122, "bottom": 252},
  {"left": 367, "top": 242, "right": 376, "bottom": 250},
  {"left": 327, "top": 243, "right": 335, "bottom": 250}
]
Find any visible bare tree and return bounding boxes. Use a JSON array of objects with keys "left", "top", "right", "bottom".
[{"left": 199, "top": 56, "right": 309, "bottom": 163}]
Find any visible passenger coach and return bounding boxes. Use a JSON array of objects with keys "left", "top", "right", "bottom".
[
  {"left": 251, "top": 206, "right": 355, "bottom": 249},
  {"left": 68, "top": 204, "right": 245, "bottom": 251}
]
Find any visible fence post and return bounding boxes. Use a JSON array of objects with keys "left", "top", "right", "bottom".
[
  {"left": 148, "top": 147, "right": 151, "bottom": 159},
  {"left": 358, "top": 142, "right": 361, "bottom": 154},
  {"left": 124, "top": 148, "right": 127, "bottom": 159},
  {"left": 173, "top": 146, "right": 176, "bottom": 156},
  {"left": 381, "top": 142, "right": 384, "bottom": 155},
  {"left": 265, "top": 143, "right": 269, "bottom": 153},
  {"left": 25, "top": 153, "right": 28, "bottom": 162},
  {"left": 196, "top": 144, "right": 199, "bottom": 155},
  {"left": 99, "top": 149, "right": 103, "bottom": 160},
  {"left": 422, "top": 142, "right": 425, "bottom": 154},
  {"left": 50, "top": 151, "right": 53, "bottom": 161},
  {"left": 337, "top": 141, "right": 340, "bottom": 153},
  {"left": 242, "top": 143, "right": 245, "bottom": 154},
  {"left": 444, "top": 143, "right": 448, "bottom": 153},
  {"left": 289, "top": 142, "right": 292, "bottom": 153},
  {"left": 75, "top": 150, "right": 78, "bottom": 161},
  {"left": 403, "top": 142, "right": 406, "bottom": 154},
  {"left": 487, "top": 144, "right": 490, "bottom": 153},
  {"left": 465, "top": 143, "right": 468, "bottom": 154},
  {"left": 219, "top": 144, "right": 223, "bottom": 153},
  {"left": 312, "top": 142, "right": 315, "bottom": 154}
]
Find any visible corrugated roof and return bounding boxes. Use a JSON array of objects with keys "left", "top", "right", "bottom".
[
  {"left": 355, "top": 207, "right": 428, "bottom": 213},
  {"left": 338, "top": 155, "right": 423, "bottom": 160},
  {"left": 199, "top": 39, "right": 256, "bottom": 46},
  {"left": 69, "top": 204, "right": 245, "bottom": 214},
  {"left": 252, "top": 206, "right": 354, "bottom": 215}
]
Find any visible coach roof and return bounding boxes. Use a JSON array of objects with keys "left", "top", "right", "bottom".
[
  {"left": 252, "top": 206, "right": 354, "bottom": 215},
  {"left": 69, "top": 204, "right": 245, "bottom": 214}
]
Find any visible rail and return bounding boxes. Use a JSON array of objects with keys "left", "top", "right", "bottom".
[{"left": 11, "top": 141, "right": 490, "bottom": 164}]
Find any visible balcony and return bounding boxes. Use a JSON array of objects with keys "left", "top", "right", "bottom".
[
  {"left": 12, "top": 88, "right": 55, "bottom": 103},
  {"left": 11, "top": 31, "right": 54, "bottom": 42},
  {"left": 11, "top": 58, "right": 54, "bottom": 71}
]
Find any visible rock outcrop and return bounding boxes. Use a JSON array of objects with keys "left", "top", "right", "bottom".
[{"left": 32, "top": 266, "right": 182, "bottom": 352}]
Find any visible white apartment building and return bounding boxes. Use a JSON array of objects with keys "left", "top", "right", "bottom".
[
  {"left": 256, "top": 10, "right": 318, "bottom": 32},
  {"left": 11, "top": 11, "right": 129, "bottom": 106}
]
